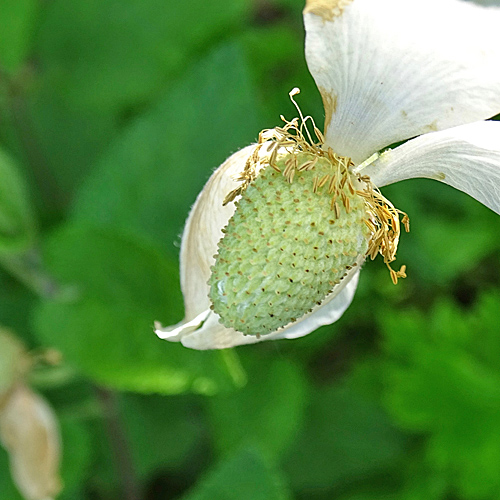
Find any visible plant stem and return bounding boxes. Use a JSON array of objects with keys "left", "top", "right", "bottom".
[
  {"left": 2, "top": 64, "right": 66, "bottom": 213},
  {"left": 95, "top": 387, "right": 142, "bottom": 500},
  {"left": 0, "top": 248, "right": 68, "bottom": 299}
]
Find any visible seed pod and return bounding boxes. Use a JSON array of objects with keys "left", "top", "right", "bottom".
[{"left": 209, "top": 152, "right": 370, "bottom": 336}]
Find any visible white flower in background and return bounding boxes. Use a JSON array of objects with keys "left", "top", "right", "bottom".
[
  {"left": 156, "top": 0, "right": 500, "bottom": 350},
  {"left": 0, "top": 329, "right": 62, "bottom": 500},
  {"left": 0, "top": 384, "right": 62, "bottom": 500}
]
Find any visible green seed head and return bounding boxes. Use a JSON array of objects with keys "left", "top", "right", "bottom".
[{"left": 209, "top": 151, "right": 371, "bottom": 336}]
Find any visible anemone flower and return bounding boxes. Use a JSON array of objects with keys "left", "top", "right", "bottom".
[{"left": 155, "top": 0, "right": 500, "bottom": 350}]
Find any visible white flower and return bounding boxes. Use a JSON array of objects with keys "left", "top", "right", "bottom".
[
  {"left": 0, "top": 384, "right": 62, "bottom": 500},
  {"left": 156, "top": 0, "right": 500, "bottom": 350},
  {"left": 0, "top": 330, "right": 61, "bottom": 500}
]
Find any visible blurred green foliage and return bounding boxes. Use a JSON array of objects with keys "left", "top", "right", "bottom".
[{"left": 0, "top": 0, "right": 499, "bottom": 499}]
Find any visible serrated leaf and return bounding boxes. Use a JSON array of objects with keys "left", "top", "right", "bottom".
[
  {"left": 380, "top": 294, "right": 500, "bottom": 499},
  {"left": 384, "top": 179, "right": 499, "bottom": 285},
  {"left": 33, "top": 225, "right": 236, "bottom": 394}
]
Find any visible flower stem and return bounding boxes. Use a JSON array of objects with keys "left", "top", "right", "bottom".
[{"left": 219, "top": 349, "right": 247, "bottom": 388}]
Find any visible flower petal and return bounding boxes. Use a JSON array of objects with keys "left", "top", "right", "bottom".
[
  {"left": 359, "top": 121, "right": 500, "bottom": 215},
  {"left": 179, "top": 146, "right": 255, "bottom": 320},
  {"left": 304, "top": 0, "right": 500, "bottom": 163},
  {"left": 179, "top": 312, "right": 262, "bottom": 350},
  {"left": 155, "top": 147, "right": 251, "bottom": 343}
]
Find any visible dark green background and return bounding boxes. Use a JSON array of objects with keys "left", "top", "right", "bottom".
[{"left": 1, "top": 0, "right": 500, "bottom": 499}]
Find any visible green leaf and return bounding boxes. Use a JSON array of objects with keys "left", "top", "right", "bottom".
[
  {"left": 57, "top": 417, "right": 92, "bottom": 500},
  {"left": 384, "top": 179, "right": 499, "bottom": 285},
  {"left": 71, "top": 42, "right": 260, "bottom": 252},
  {"left": 35, "top": 0, "right": 249, "bottom": 112},
  {"left": 33, "top": 224, "right": 236, "bottom": 394},
  {"left": 120, "top": 393, "right": 203, "bottom": 478},
  {"left": 0, "top": 0, "right": 38, "bottom": 73},
  {"left": 0, "top": 268, "right": 36, "bottom": 338},
  {"left": 282, "top": 383, "right": 408, "bottom": 493},
  {"left": 0, "top": 146, "right": 35, "bottom": 252},
  {"left": 206, "top": 357, "right": 308, "bottom": 460},
  {"left": 239, "top": 24, "right": 321, "bottom": 125},
  {"left": 0, "top": 447, "right": 23, "bottom": 500},
  {"left": 468, "top": 292, "right": 500, "bottom": 371},
  {"left": 394, "top": 457, "right": 449, "bottom": 500},
  {"left": 181, "top": 447, "right": 292, "bottom": 500},
  {"left": 28, "top": 0, "right": 251, "bottom": 198},
  {"left": 83, "top": 392, "right": 204, "bottom": 495}
]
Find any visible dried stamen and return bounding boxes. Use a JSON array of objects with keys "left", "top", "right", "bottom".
[
  {"left": 357, "top": 177, "right": 409, "bottom": 283},
  {"left": 222, "top": 88, "right": 410, "bottom": 284}
]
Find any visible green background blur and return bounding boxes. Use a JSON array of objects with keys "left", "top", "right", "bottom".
[{"left": 1, "top": 0, "right": 500, "bottom": 499}]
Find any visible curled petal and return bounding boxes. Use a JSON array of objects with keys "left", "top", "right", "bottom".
[
  {"left": 179, "top": 146, "right": 255, "bottom": 320},
  {"left": 360, "top": 121, "right": 500, "bottom": 215},
  {"left": 304, "top": 0, "right": 500, "bottom": 163},
  {"left": 155, "top": 146, "right": 254, "bottom": 344},
  {"left": 0, "top": 384, "right": 62, "bottom": 500},
  {"left": 177, "top": 313, "right": 264, "bottom": 350}
]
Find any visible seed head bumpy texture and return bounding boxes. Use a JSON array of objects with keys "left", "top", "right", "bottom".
[{"left": 209, "top": 152, "right": 371, "bottom": 336}]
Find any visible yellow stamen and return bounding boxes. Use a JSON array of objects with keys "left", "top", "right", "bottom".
[{"left": 223, "top": 88, "right": 410, "bottom": 284}]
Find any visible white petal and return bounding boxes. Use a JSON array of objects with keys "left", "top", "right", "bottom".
[
  {"left": 360, "top": 121, "right": 500, "bottom": 215},
  {"left": 179, "top": 145, "right": 255, "bottom": 320},
  {"left": 304, "top": 0, "right": 500, "bottom": 163},
  {"left": 154, "top": 310, "right": 210, "bottom": 342},
  {"left": 172, "top": 264, "right": 362, "bottom": 350},
  {"left": 154, "top": 147, "right": 250, "bottom": 344},
  {"left": 179, "top": 312, "right": 263, "bottom": 350}
]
